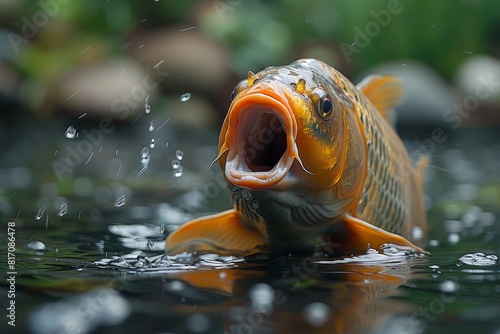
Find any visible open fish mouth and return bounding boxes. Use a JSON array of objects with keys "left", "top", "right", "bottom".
[
  {"left": 240, "top": 109, "right": 287, "bottom": 172},
  {"left": 221, "top": 87, "right": 307, "bottom": 190}
]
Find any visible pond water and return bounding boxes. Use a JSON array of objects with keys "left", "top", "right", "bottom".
[{"left": 1, "top": 117, "right": 499, "bottom": 334}]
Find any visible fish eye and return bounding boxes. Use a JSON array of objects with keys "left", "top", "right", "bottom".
[
  {"left": 312, "top": 88, "right": 334, "bottom": 120},
  {"left": 230, "top": 81, "right": 247, "bottom": 101},
  {"left": 321, "top": 97, "right": 333, "bottom": 117}
]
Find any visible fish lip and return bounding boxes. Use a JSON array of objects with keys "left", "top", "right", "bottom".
[{"left": 224, "top": 90, "right": 298, "bottom": 190}]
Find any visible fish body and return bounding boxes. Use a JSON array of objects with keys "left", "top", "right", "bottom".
[{"left": 166, "top": 58, "right": 428, "bottom": 256}]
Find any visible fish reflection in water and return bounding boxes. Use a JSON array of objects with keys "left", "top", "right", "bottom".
[
  {"left": 25, "top": 249, "right": 416, "bottom": 333},
  {"left": 155, "top": 251, "right": 418, "bottom": 334}
]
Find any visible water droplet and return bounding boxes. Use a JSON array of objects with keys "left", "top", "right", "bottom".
[
  {"left": 439, "top": 280, "right": 460, "bottom": 293},
  {"left": 303, "top": 302, "right": 330, "bottom": 328},
  {"left": 35, "top": 202, "right": 50, "bottom": 220},
  {"left": 115, "top": 194, "right": 126, "bottom": 207},
  {"left": 147, "top": 239, "right": 154, "bottom": 250},
  {"left": 57, "top": 202, "right": 68, "bottom": 217},
  {"left": 140, "top": 147, "right": 150, "bottom": 165},
  {"left": 429, "top": 265, "right": 440, "bottom": 270},
  {"left": 459, "top": 252, "right": 498, "bottom": 266},
  {"left": 175, "top": 149, "right": 183, "bottom": 160},
  {"left": 171, "top": 159, "right": 181, "bottom": 169},
  {"left": 155, "top": 255, "right": 171, "bottom": 267},
  {"left": 65, "top": 126, "right": 77, "bottom": 139},
  {"left": 219, "top": 272, "right": 227, "bottom": 279},
  {"left": 180, "top": 93, "right": 191, "bottom": 102},
  {"left": 110, "top": 257, "right": 130, "bottom": 267},
  {"left": 149, "top": 139, "right": 156, "bottom": 149},
  {"left": 149, "top": 120, "right": 155, "bottom": 132},
  {"left": 145, "top": 103, "right": 151, "bottom": 114},
  {"left": 27, "top": 241, "right": 46, "bottom": 251},
  {"left": 249, "top": 283, "right": 274, "bottom": 313},
  {"left": 172, "top": 166, "right": 184, "bottom": 178},
  {"left": 135, "top": 255, "right": 150, "bottom": 268}
]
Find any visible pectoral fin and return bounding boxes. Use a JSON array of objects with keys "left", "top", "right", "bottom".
[
  {"left": 329, "top": 215, "right": 429, "bottom": 255},
  {"left": 166, "top": 209, "right": 267, "bottom": 256}
]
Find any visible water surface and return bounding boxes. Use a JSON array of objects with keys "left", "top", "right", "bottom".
[{"left": 1, "top": 120, "right": 499, "bottom": 334}]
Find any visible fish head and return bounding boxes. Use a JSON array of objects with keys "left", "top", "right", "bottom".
[{"left": 217, "top": 58, "right": 367, "bottom": 225}]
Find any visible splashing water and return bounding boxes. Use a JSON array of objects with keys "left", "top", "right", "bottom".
[
  {"left": 149, "top": 120, "right": 155, "bottom": 132},
  {"left": 180, "top": 93, "right": 191, "bottom": 102},
  {"left": 140, "top": 147, "right": 150, "bottom": 166},
  {"left": 35, "top": 202, "right": 50, "bottom": 220},
  {"left": 172, "top": 166, "right": 184, "bottom": 178},
  {"left": 175, "top": 149, "right": 184, "bottom": 160},
  {"left": 115, "top": 194, "right": 126, "bottom": 207},
  {"left": 57, "top": 202, "right": 68, "bottom": 217},
  {"left": 65, "top": 126, "right": 77, "bottom": 139},
  {"left": 145, "top": 103, "right": 151, "bottom": 114},
  {"left": 135, "top": 255, "right": 150, "bottom": 268},
  {"left": 137, "top": 147, "right": 151, "bottom": 177},
  {"left": 150, "top": 139, "right": 156, "bottom": 149},
  {"left": 153, "top": 254, "right": 171, "bottom": 267},
  {"left": 171, "top": 154, "right": 184, "bottom": 177},
  {"left": 26, "top": 241, "right": 46, "bottom": 251},
  {"left": 171, "top": 159, "right": 181, "bottom": 169},
  {"left": 459, "top": 252, "right": 498, "bottom": 266},
  {"left": 109, "top": 257, "right": 130, "bottom": 267},
  {"left": 147, "top": 239, "right": 154, "bottom": 250}
]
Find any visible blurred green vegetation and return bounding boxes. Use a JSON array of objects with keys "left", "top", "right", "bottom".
[{"left": 2, "top": 0, "right": 499, "bottom": 79}]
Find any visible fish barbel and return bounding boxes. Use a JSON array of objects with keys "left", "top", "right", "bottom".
[{"left": 166, "top": 58, "right": 428, "bottom": 256}]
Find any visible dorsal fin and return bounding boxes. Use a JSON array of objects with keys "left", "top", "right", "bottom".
[{"left": 356, "top": 75, "right": 403, "bottom": 126}]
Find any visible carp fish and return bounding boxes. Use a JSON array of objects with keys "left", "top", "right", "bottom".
[{"left": 166, "top": 58, "right": 428, "bottom": 256}]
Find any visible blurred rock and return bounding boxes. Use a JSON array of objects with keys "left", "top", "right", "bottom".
[
  {"left": 54, "top": 57, "right": 160, "bottom": 121},
  {"left": 361, "top": 60, "right": 457, "bottom": 127},
  {"left": 126, "top": 27, "right": 235, "bottom": 114},
  {"left": 455, "top": 55, "right": 500, "bottom": 102},
  {"left": 165, "top": 94, "right": 219, "bottom": 129},
  {"left": 454, "top": 55, "right": 500, "bottom": 127}
]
